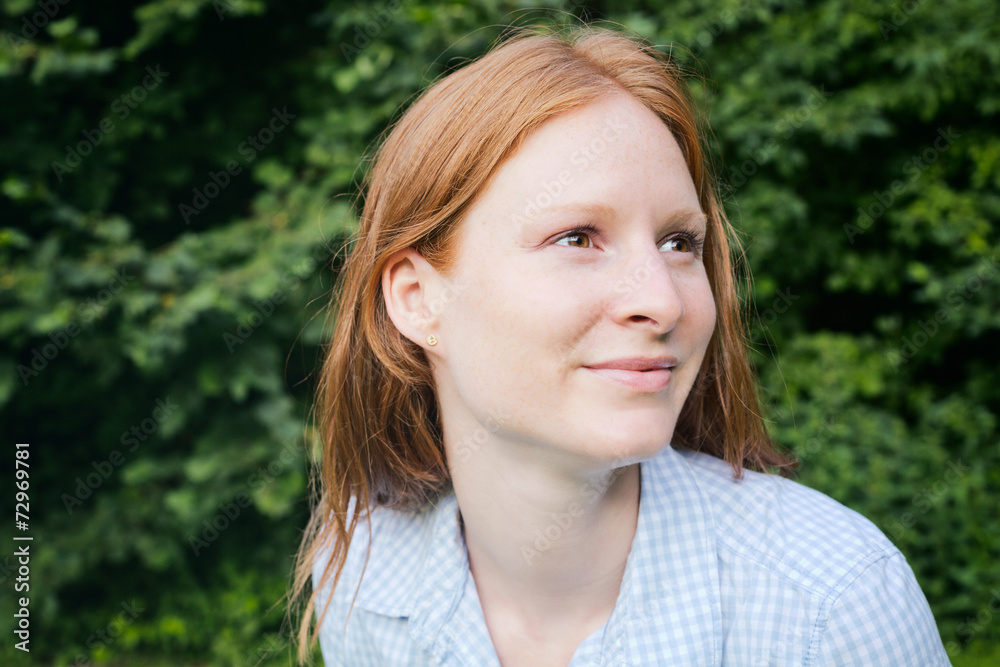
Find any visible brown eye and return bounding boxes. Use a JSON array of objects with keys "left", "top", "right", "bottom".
[
  {"left": 661, "top": 237, "right": 692, "bottom": 253},
  {"left": 554, "top": 230, "right": 594, "bottom": 248}
]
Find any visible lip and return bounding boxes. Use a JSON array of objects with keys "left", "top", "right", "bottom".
[
  {"left": 584, "top": 356, "right": 678, "bottom": 371},
  {"left": 582, "top": 356, "right": 677, "bottom": 392}
]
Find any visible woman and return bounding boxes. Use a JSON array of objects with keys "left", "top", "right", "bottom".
[{"left": 289, "top": 24, "right": 950, "bottom": 666}]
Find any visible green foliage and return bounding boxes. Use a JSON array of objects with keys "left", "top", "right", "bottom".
[{"left": 1, "top": 0, "right": 996, "bottom": 663}]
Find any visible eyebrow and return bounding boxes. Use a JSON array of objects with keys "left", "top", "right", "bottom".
[{"left": 536, "top": 202, "right": 708, "bottom": 228}]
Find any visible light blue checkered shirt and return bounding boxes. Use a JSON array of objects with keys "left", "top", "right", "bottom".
[{"left": 313, "top": 444, "right": 951, "bottom": 665}]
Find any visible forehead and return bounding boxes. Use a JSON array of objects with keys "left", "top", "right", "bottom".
[
  {"left": 461, "top": 92, "right": 699, "bottom": 236},
  {"left": 506, "top": 93, "right": 674, "bottom": 182}
]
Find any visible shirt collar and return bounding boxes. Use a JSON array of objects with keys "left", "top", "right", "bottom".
[
  {"left": 349, "top": 490, "right": 465, "bottom": 619},
  {"left": 352, "top": 444, "right": 723, "bottom": 663}
]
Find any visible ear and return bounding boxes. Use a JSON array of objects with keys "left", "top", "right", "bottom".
[{"left": 382, "top": 247, "right": 440, "bottom": 349}]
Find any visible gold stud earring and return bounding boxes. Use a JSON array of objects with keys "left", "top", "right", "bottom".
[{"left": 426, "top": 334, "right": 437, "bottom": 346}]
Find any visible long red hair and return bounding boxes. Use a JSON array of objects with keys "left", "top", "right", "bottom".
[{"left": 287, "top": 22, "right": 796, "bottom": 663}]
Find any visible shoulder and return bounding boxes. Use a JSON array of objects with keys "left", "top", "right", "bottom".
[
  {"left": 671, "top": 448, "right": 951, "bottom": 665},
  {"left": 674, "top": 447, "right": 897, "bottom": 591},
  {"left": 312, "top": 495, "right": 441, "bottom": 616},
  {"left": 310, "top": 494, "right": 450, "bottom": 665}
]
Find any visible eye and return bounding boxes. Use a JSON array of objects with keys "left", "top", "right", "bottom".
[
  {"left": 660, "top": 229, "right": 705, "bottom": 256},
  {"left": 661, "top": 237, "right": 692, "bottom": 253},
  {"left": 553, "top": 225, "right": 598, "bottom": 249}
]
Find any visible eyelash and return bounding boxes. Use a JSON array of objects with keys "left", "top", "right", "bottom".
[{"left": 553, "top": 224, "right": 706, "bottom": 257}]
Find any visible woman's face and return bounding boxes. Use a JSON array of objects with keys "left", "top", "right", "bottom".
[{"left": 428, "top": 91, "right": 717, "bottom": 470}]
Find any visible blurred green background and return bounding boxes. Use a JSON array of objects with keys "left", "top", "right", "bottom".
[{"left": 1, "top": 0, "right": 998, "bottom": 664}]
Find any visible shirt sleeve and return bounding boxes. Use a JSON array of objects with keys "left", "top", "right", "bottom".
[{"left": 811, "top": 550, "right": 952, "bottom": 666}]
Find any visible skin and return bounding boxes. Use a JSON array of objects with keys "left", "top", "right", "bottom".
[{"left": 382, "top": 90, "right": 717, "bottom": 666}]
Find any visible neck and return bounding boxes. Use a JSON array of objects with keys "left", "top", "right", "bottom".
[{"left": 448, "top": 433, "right": 641, "bottom": 635}]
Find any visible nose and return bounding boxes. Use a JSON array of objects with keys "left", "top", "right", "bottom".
[{"left": 609, "top": 249, "right": 685, "bottom": 334}]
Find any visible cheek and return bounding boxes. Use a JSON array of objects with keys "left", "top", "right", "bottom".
[
  {"left": 445, "top": 266, "right": 545, "bottom": 374},
  {"left": 682, "top": 273, "right": 717, "bottom": 348},
  {"left": 477, "top": 261, "right": 587, "bottom": 332},
  {"left": 448, "top": 265, "right": 587, "bottom": 390}
]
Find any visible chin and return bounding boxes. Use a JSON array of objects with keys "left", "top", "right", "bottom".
[{"left": 578, "top": 427, "right": 673, "bottom": 464}]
